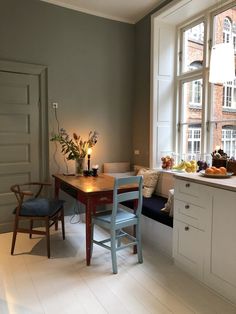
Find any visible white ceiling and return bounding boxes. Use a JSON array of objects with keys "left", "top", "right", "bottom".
[{"left": 40, "top": 0, "right": 165, "bottom": 24}]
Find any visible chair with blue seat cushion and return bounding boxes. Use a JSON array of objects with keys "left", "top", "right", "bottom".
[
  {"left": 10, "top": 182, "right": 65, "bottom": 258},
  {"left": 91, "top": 175, "right": 143, "bottom": 274}
]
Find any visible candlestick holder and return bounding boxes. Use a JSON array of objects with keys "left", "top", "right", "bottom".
[
  {"left": 92, "top": 164, "right": 99, "bottom": 177},
  {"left": 87, "top": 148, "right": 92, "bottom": 172}
]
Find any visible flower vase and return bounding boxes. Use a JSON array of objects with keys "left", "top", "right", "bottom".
[{"left": 75, "top": 158, "right": 85, "bottom": 176}]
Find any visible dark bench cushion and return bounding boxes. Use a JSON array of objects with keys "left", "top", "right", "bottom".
[
  {"left": 142, "top": 195, "right": 173, "bottom": 228},
  {"left": 122, "top": 195, "right": 173, "bottom": 228}
]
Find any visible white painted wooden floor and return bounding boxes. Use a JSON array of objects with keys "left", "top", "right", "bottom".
[{"left": 0, "top": 217, "right": 236, "bottom": 314}]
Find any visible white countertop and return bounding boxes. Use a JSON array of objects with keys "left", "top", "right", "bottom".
[{"left": 174, "top": 172, "right": 236, "bottom": 192}]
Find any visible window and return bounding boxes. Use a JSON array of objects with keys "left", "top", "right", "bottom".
[
  {"left": 222, "top": 126, "right": 236, "bottom": 157},
  {"left": 182, "top": 22, "right": 204, "bottom": 73},
  {"left": 223, "top": 17, "right": 231, "bottom": 43},
  {"left": 233, "top": 22, "right": 236, "bottom": 50},
  {"left": 176, "top": 4, "right": 236, "bottom": 161},
  {"left": 223, "top": 79, "right": 236, "bottom": 109},
  {"left": 222, "top": 18, "right": 236, "bottom": 109},
  {"left": 178, "top": 20, "right": 204, "bottom": 159},
  {"left": 188, "top": 125, "right": 201, "bottom": 159},
  {"left": 151, "top": 1, "right": 236, "bottom": 168},
  {"left": 190, "top": 79, "right": 202, "bottom": 107}
]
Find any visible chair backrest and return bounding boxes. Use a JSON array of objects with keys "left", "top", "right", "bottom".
[
  {"left": 112, "top": 176, "right": 143, "bottom": 223},
  {"left": 10, "top": 182, "right": 51, "bottom": 209}
]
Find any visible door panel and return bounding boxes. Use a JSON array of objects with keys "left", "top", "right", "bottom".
[{"left": 0, "top": 71, "right": 40, "bottom": 231}]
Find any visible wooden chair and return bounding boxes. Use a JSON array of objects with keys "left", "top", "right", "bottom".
[
  {"left": 10, "top": 182, "right": 65, "bottom": 258},
  {"left": 91, "top": 176, "right": 143, "bottom": 274}
]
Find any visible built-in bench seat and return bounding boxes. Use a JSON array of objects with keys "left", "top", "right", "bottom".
[
  {"left": 142, "top": 195, "right": 173, "bottom": 227},
  {"left": 123, "top": 194, "right": 172, "bottom": 227},
  {"left": 104, "top": 163, "right": 174, "bottom": 228}
]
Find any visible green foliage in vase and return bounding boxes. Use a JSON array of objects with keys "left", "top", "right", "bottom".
[{"left": 50, "top": 128, "right": 98, "bottom": 160}]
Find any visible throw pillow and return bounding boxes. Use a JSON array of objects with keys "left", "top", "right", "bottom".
[
  {"left": 155, "top": 172, "right": 174, "bottom": 198},
  {"left": 161, "top": 189, "right": 174, "bottom": 217},
  {"left": 134, "top": 165, "right": 149, "bottom": 175},
  {"left": 137, "top": 168, "right": 159, "bottom": 198}
]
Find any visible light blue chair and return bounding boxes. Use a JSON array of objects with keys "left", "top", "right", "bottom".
[{"left": 91, "top": 176, "right": 143, "bottom": 274}]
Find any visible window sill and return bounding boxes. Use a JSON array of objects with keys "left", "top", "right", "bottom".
[{"left": 222, "top": 108, "right": 236, "bottom": 113}]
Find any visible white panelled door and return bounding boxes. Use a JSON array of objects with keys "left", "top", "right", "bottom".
[{"left": 0, "top": 71, "right": 40, "bottom": 231}]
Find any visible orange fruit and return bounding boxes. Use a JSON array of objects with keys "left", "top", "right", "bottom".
[
  {"left": 214, "top": 168, "right": 221, "bottom": 174},
  {"left": 205, "top": 168, "right": 214, "bottom": 174},
  {"left": 219, "top": 167, "right": 227, "bottom": 174}
]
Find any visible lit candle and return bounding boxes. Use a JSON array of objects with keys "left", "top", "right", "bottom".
[{"left": 87, "top": 148, "right": 92, "bottom": 171}]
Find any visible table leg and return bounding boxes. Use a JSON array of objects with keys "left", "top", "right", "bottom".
[
  {"left": 85, "top": 198, "right": 92, "bottom": 266},
  {"left": 54, "top": 177, "right": 60, "bottom": 199},
  {"left": 54, "top": 178, "right": 61, "bottom": 230}
]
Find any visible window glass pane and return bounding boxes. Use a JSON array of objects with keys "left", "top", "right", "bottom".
[
  {"left": 182, "top": 79, "right": 203, "bottom": 122},
  {"left": 212, "top": 80, "right": 236, "bottom": 113},
  {"left": 211, "top": 79, "right": 236, "bottom": 152},
  {"left": 210, "top": 122, "right": 236, "bottom": 158},
  {"left": 182, "top": 22, "right": 204, "bottom": 72},
  {"left": 222, "top": 126, "right": 236, "bottom": 158},
  {"left": 210, "top": 8, "right": 236, "bottom": 155},
  {"left": 182, "top": 124, "right": 201, "bottom": 160},
  {"left": 181, "top": 79, "right": 203, "bottom": 159}
]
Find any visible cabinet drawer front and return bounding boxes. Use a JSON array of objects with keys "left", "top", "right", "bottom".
[
  {"left": 173, "top": 219, "right": 204, "bottom": 280},
  {"left": 174, "top": 199, "right": 206, "bottom": 230},
  {"left": 175, "top": 179, "right": 210, "bottom": 207},
  {"left": 175, "top": 179, "right": 199, "bottom": 200}
]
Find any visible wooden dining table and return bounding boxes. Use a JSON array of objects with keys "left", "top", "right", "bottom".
[{"left": 53, "top": 173, "right": 137, "bottom": 266}]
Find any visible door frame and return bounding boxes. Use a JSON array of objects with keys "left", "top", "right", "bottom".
[{"left": 0, "top": 60, "right": 49, "bottom": 181}]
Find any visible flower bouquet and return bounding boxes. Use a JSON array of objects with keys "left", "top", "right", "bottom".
[{"left": 51, "top": 129, "right": 98, "bottom": 175}]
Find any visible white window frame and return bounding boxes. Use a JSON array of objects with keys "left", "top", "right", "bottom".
[
  {"left": 177, "top": 18, "right": 206, "bottom": 158},
  {"left": 177, "top": 2, "right": 236, "bottom": 160},
  {"left": 150, "top": 0, "right": 236, "bottom": 168}
]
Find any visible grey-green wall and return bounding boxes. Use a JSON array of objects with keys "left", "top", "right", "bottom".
[
  {"left": 133, "top": 16, "right": 151, "bottom": 167},
  {"left": 133, "top": 0, "right": 173, "bottom": 167},
  {"left": 0, "top": 0, "right": 173, "bottom": 174},
  {"left": 0, "top": 0, "right": 135, "bottom": 173}
]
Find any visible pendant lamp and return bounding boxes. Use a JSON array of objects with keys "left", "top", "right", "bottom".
[{"left": 209, "top": 42, "right": 235, "bottom": 84}]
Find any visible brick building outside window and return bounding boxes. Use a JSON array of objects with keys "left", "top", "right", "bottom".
[{"left": 182, "top": 6, "right": 236, "bottom": 159}]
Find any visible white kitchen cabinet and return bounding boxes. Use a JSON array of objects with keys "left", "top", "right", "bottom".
[
  {"left": 204, "top": 188, "right": 236, "bottom": 304},
  {"left": 173, "top": 219, "right": 205, "bottom": 279},
  {"left": 173, "top": 175, "right": 236, "bottom": 305},
  {"left": 173, "top": 178, "right": 211, "bottom": 281}
]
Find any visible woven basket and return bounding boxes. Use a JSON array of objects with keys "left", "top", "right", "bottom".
[
  {"left": 212, "top": 158, "right": 227, "bottom": 168},
  {"left": 226, "top": 160, "right": 236, "bottom": 175}
]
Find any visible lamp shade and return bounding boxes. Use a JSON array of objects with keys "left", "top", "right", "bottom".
[{"left": 209, "top": 43, "right": 235, "bottom": 84}]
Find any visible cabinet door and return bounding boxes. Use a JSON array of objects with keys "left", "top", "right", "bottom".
[
  {"left": 204, "top": 189, "right": 236, "bottom": 304},
  {"left": 173, "top": 219, "right": 205, "bottom": 280}
]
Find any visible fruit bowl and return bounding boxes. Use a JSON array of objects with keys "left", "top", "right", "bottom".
[{"left": 199, "top": 170, "right": 233, "bottom": 178}]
